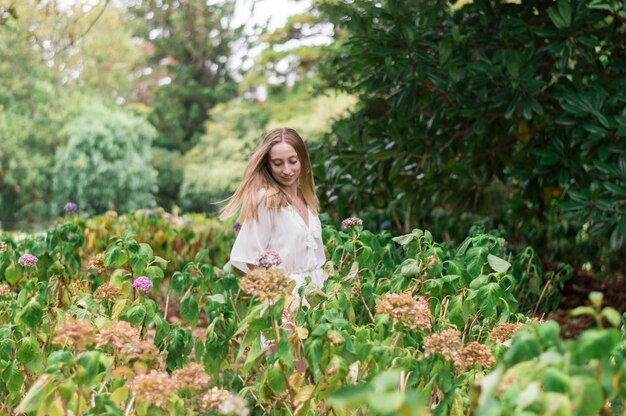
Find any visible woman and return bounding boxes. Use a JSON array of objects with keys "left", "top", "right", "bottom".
[{"left": 220, "top": 127, "right": 326, "bottom": 300}]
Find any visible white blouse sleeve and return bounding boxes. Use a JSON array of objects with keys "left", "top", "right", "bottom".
[{"left": 229, "top": 197, "right": 274, "bottom": 274}]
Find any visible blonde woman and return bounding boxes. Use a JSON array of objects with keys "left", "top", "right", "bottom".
[{"left": 220, "top": 127, "right": 326, "bottom": 300}]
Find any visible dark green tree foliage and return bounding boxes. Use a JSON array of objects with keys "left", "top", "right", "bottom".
[
  {"left": 315, "top": 0, "right": 626, "bottom": 256},
  {"left": 0, "top": 17, "right": 68, "bottom": 228},
  {"left": 53, "top": 105, "right": 158, "bottom": 214},
  {"left": 131, "top": 0, "right": 240, "bottom": 152}
]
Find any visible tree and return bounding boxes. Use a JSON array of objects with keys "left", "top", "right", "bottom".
[
  {"left": 315, "top": 0, "right": 626, "bottom": 267},
  {"left": 129, "top": 0, "right": 240, "bottom": 152},
  {"left": 53, "top": 104, "right": 157, "bottom": 214}
]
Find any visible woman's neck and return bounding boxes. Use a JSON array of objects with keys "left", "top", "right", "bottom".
[{"left": 283, "top": 184, "right": 299, "bottom": 200}]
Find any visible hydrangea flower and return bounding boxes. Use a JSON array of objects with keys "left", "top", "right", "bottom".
[
  {"left": 233, "top": 221, "right": 242, "bottom": 232},
  {"left": 132, "top": 276, "right": 153, "bottom": 293},
  {"left": 239, "top": 268, "right": 291, "bottom": 302},
  {"left": 255, "top": 250, "right": 281, "bottom": 269},
  {"left": 18, "top": 253, "right": 38, "bottom": 267},
  {"left": 64, "top": 202, "right": 78, "bottom": 214},
  {"left": 341, "top": 217, "right": 363, "bottom": 230}
]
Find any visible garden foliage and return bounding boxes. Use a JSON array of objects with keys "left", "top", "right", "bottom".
[
  {"left": 315, "top": 0, "right": 626, "bottom": 266},
  {"left": 1, "top": 211, "right": 623, "bottom": 415}
]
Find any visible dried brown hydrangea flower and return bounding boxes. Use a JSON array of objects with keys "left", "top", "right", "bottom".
[
  {"left": 426, "top": 255, "right": 438, "bottom": 270},
  {"left": 454, "top": 342, "right": 495, "bottom": 371},
  {"left": 88, "top": 253, "right": 106, "bottom": 274},
  {"left": 376, "top": 293, "right": 431, "bottom": 330},
  {"left": 219, "top": 394, "right": 250, "bottom": 416},
  {"left": 239, "top": 268, "right": 291, "bottom": 302},
  {"left": 93, "top": 284, "right": 122, "bottom": 303},
  {"left": 172, "top": 362, "right": 211, "bottom": 391},
  {"left": 489, "top": 322, "right": 522, "bottom": 344},
  {"left": 423, "top": 329, "right": 462, "bottom": 361},
  {"left": 53, "top": 318, "right": 95, "bottom": 351},
  {"left": 194, "top": 387, "right": 233, "bottom": 412},
  {"left": 121, "top": 339, "right": 159, "bottom": 363},
  {"left": 95, "top": 321, "right": 158, "bottom": 362},
  {"left": 129, "top": 370, "right": 177, "bottom": 410},
  {"left": 0, "top": 283, "right": 11, "bottom": 298},
  {"left": 96, "top": 321, "right": 139, "bottom": 350}
]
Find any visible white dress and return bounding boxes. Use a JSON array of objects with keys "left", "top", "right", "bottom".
[{"left": 229, "top": 192, "right": 326, "bottom": 296}]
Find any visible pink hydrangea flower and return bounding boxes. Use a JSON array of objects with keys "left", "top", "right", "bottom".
[
  {"left": 18, "top": 254, "right": 38, "bottom": 267},
  {"left": 132, "top": 276, "right": 153, "bottom": 293},
  {"left": 255, "top": 250, "right": 281, "bottom": 269},
  {"left": 341, "top": 217, "right": 363, "bottom": 230}
]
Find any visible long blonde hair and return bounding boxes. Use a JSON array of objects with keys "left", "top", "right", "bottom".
[{"left": 219, "top": 127, "right": 319, "bottom": 222}]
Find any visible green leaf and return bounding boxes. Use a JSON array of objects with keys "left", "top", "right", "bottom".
[
  {"left": 575, "top": 328, "right": 620, "bottom": 361},
  {"left": 601, "top": 307, "right": 621, "bottom": 327},
  {"left": 19, "top": 298, "right": 43, "bottom": 328},
  {"left": 392, "top": 233, "right": 414, "bottom": 246},
  {"left": 15, "top": 375, "right": 54, "bottom": 412},
  {"left": 543, "top": 368, "right": 571, "bottom": 393},
  {"left": 366, "top": 391, "right": 405, "bottom": 413},
  {"left": 104, "top": 245, "right": 127, "bottom": 268},
  {"left": 5, "top": 264, "right": 21, "bottom": 285},
  {"left": 572, "top": 379, "right": 604, "bottom": 416},
  {"left": 125, "top": 305, "right": 146, "bottom": 325},
  {"left": 2, "top": 361, "right": 24, "bottom": 394},
  {"left": 78, "top": 351, "right": 102, "bottom": 384},
  {"left": 17, "top": 337, "right": 40, "bottom": 364},
  {"left": 487, "top": 254, "right": 511, "bottom": 273},
  {"left": 206, "top": 294, "right": 226, "bottom": 304},
  {"left": 130, "top": 253, "right": 149, "bottom": 276},
  {"left": 400, "top": 258, "right": 420, "bottom": 278},
  {"left": 267, "top": 362, "right": 286, "bottom": 394},
  {"left": 180, "top": 289, "right": 199, "bottom": 328},
  {"left": 343, "top": 261, "right": 359, "bottom": 282},
  {"left": 570, "top": 306, "right": 595, "bottom": 317},
  {"left": 504, "top": 331, "right": 541, "bottom": 366}
]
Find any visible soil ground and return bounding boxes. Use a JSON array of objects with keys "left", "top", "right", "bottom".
[{"left": 547, "top": 270, "right": 626, "bottom": 338}]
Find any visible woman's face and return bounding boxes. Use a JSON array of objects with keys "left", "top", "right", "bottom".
[{"left": 268, "top": 142, "right": 301, "bottom": 188}]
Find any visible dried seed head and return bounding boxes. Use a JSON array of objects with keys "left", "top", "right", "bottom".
[
  {"left": 53, "top": 318, "right": 95, "bottom": 351},
  {"left": 129, "top": 370, "right": 177, "bottom": 409},
  {"left": 0, "top": 284, "right": 11, "bottom": 298},
  {"left": 489, "top": 322, "right": 522, "bottom": 344},
  {"left": 93, "top": 284, "right": 122, "bottom": 303},
  {"left": 376, "top": 293, "right": 431, "bottom": 330},
  {"left": 88, "top": 253, "right": 106, "bottom": 274},
  {"left": 423, "top": 329, "right": 462, "bottom": 361},
  {"left": 194, "top": 387, "right": 234, "bottom": 412},
  {"left": 172, "top": 363, "right": 211, "bottom": 391},
  {"left": 219, "top": 394, "right": 250, "bottom": 416},
  {"left": 454, "top": 342, "right": 495, "bottom": 370},
  {"left": 239, "top": 268, "right": 291, "bottom": 302},
  {"left": 96, "top": 321, "right": 139, "bottom": 350}
]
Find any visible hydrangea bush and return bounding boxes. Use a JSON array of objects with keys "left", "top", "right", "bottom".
[{"left": 0, "top": 212, "right": 623, "bottom": 415}]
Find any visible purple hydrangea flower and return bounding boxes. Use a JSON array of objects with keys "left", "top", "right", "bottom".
[
  {"left": 132, "top": 276, "right": 153, "bottom": 294},
  {"left": 18, "top": 253, "right": 38, "bottom": 267},
  {"left": 233, "top": 221, "right": 241, "bottom": 232},
  {"left": 255, "top": 250, "right": 281, "bottom": 269},
  {"left": 64, "top": 202, "right": 78, "bottom": 214},
  {"left": 341, "top": 217, "right": 363, "bottom": 230}
]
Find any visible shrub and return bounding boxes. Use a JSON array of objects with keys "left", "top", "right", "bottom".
[{"left": 52, "top": 104, "right": 158, "bottom": 214}]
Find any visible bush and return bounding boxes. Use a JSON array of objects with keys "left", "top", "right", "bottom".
[{"left": 52, "top": 104, "right": 158, "bottom": 214}]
